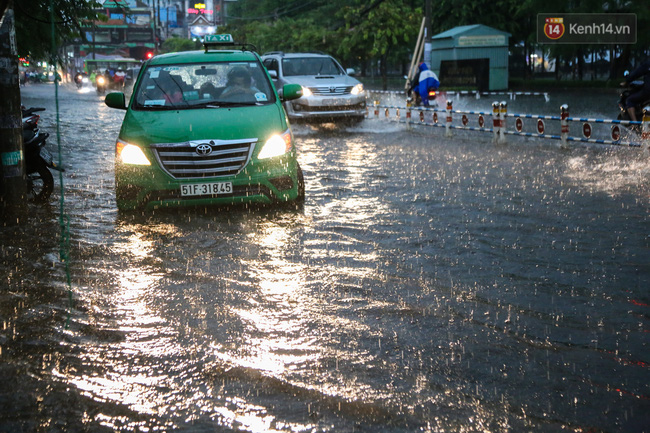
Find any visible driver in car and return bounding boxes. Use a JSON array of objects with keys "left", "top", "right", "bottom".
[{"left": 220, "top": 67, "right": 260, "bottom": 99}]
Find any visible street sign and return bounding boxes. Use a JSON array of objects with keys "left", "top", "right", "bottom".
[{"left": 204, "top": 34, "right": 234, "bottom": 44}]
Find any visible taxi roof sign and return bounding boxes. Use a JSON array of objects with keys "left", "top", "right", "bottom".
[
  {"left": 203, "top": 34, "right": 258, "bottom": 54},
  {"left": 204, "top": 34, "right": 234, "bottom": 44}
]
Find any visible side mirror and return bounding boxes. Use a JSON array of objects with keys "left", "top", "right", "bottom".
[
  {"left": 268, "top": 70, "right": 278, "bottom": 79},
  {"left": 346, "top": 68, "right": 356, "bottom": 76},
  {"left": 279, "top": 84, "right": 303, "bottom": 102},
  {"left": 105, "top": 92, "right": 127, "bottom": 110}
]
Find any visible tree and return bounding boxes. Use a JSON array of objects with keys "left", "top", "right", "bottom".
[
  {"left": 339, "top": 0, "right": 422, "bottom": 88},
  {"left": 161, "top": 36, "right": 201, "bottom": 53},
  {"left": 13, "top": 0, "right": 102, "bottom": 61}
]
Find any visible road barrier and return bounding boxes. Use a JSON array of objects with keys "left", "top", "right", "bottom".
[
  {"left": 368, "top": 98, "right": 648, "bottom": 150},
  {"left": 368, "top": 89, "right": 550, "bottom": 101}
]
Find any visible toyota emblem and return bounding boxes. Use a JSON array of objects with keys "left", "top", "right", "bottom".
[{"left": 196, "top": 144, "right": 213, "bottom": 156}]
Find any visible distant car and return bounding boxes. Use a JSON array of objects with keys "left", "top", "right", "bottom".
[
  {"left": 261, "top": 52, "right": 366, "bottom": 123},
  {"left": 104, "top": 34, "right": 305, "bottom": 211}
]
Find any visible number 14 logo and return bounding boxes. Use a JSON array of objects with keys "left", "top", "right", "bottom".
[{"left": 544, "top": 17, "right": 565, "bottom": 40}]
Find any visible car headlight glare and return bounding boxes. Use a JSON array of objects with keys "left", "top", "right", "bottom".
[
  {"left": 301, "top": 86, "right": 313, "bottom": 97},
  {"left": 116, "top": 139, "right": 150, "bottom": 165},
  {"left": 351, "top": 83, "right": 364, "bottom": 95},
  {"left": 259, "top": 130, "right": 292, "bottom": 159}
]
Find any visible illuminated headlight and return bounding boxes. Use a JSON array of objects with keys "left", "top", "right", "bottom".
[
  {"left": 116, "top": 139, "right": 150, "bottom": 165},
  {"left": 259, "top": 130, "right": 292, "bottom": 159},
  {"left": 97, "top": 76, "right": 106, "bottom": 85},
  {"left": 351, "top": 83, "right": 364, "bottom": 95},
  {"left": 301, "top": 86, "right": 313, "bottom": 97}
]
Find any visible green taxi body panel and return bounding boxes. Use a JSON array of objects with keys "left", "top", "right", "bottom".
[{"left": 119, "top": 104, "right": 287, "bottom": 145}]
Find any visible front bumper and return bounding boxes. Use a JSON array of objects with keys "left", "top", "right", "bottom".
[
  {"left": 285, "top": 94, "right": 367, "bottom": 121},
  {"left": 115, "top": 156, "right": 301, "bottom": 211}
]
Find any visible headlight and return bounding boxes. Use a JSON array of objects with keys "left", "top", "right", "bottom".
[
  {"left": 97, "top": 76, "right": 106, "bottom": 85},
  {"left": 258, "top": 130, "right": 292, "bottom": 159},
  {"left": 116, "top": 139, "right": 150, "bottom": 165},
  {"left": 301, "top": 86, "right": 313, "bottom": 97},
  {"left": 351, "top": 83, "right": 364, "bottom": 95}
]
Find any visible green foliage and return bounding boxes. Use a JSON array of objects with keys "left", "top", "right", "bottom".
[
  {"left": 13, "top": 0, "right": 102, "bottom": 60},
  {"left": 161, "top": 37, "right": 202, "bottom": 53}
]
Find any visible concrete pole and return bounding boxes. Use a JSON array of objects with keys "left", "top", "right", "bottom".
[
  {"left": 423, "top": 0, "right": 431, "bottom": 67},
  {"left": 0, "top": 1, "right": 27, "bottom": 222}
]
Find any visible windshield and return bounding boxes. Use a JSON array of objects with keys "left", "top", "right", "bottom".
[
  {"left": 281, "top": 57, "right": 344, "bottom": 76},
  {"left": 133, "top": 61, "right": 275, "bottom": 110}
]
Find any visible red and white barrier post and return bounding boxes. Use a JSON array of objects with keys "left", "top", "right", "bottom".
[
  {"left": 642, "top": 106, "right": 650, "bottom": 153},
  {"left": 492, "top": 102, "right": 500, "bottom": 143},
  {"left": 445, "top": 100, "right": 453, "bottom": 137},
  {"left": 499, "top": 101, "right": 507, "bottom": 144},
  {"left": 560, "top": 104, "right": 569, "bottom": 147}
]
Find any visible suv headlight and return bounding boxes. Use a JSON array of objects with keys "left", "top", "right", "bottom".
[
  {"left": 259, "top": 129, "right": 292, "bottom": 159},
  {"left": 351, "top": 83, "right": 364, "bottom": 95},
  {"left": 116, "top": 139, "right": 150, "bottom": 165}
]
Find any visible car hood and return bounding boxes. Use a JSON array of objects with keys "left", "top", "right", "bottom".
[
  {"left": 120, "top": 104, "right": 287, "bottom": 145},
  {"left": 282, "top": 74, "right": 361, "bottom": 88}
]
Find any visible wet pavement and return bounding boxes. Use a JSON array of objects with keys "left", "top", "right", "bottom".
[{"left": 1, "top": 82, "right": 649, "bottom": 432}]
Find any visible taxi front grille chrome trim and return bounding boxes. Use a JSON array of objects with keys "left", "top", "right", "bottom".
[{"left": 151, "top": 138, "right": 256, "bottom": 179}]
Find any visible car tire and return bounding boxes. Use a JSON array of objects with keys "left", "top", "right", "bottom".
[{"left": 296, "top": 163, "right": 305, "bottom": 202}]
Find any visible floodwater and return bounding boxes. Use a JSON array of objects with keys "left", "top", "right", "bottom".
[{"left": 1, "top": 83, "right": 648, "bottom": 432}]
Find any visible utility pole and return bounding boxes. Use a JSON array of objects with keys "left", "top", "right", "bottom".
[
  {"left": 152, "top": 0, "right": 158, "bottom": 54},
  {"left": 0, "top": 0, "right": 27, "bottom": 223},
  {"left": 423, "top": 0, "right": 431, "bottom": 67}
]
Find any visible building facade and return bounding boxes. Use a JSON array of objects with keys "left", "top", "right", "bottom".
[{"left": 80, "top": 0, "right": 237, "bottom": 61}]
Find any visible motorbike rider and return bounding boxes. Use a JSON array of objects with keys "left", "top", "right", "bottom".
[
  {"left": 619, "top": 58, "right": 650, "bottom": 123},
  {"left": 409, "top": 62, "right": 440, "bottom": 106}
]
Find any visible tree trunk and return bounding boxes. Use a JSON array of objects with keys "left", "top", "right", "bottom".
[
  {"left": 0, "top": 1, "right": 27, "bottom": 222},
  {"left": 380, "top": 52, "right": 388, "bottom": 90}
]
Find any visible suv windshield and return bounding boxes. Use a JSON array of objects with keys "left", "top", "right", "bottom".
[
  {"left": 133, "top": 61, "right": 275, "bottom": 110},
  {"left": 281, "top": 57, "right": 343, "bottom": 77}
]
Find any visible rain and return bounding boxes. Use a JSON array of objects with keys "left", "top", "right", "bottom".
[{"left": 1, "top": 81, "right": 649, "bottom": 433}]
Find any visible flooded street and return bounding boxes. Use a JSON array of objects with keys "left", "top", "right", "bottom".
[{"left": 1, "top": 83, "right": 649, "bottom": 432}]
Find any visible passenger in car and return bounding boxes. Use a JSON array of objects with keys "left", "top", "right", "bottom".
[{"left": 199, "top": 82, "right": 220, "bottom": 99}]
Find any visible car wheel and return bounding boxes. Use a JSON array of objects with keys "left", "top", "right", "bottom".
[{"left": 296, "top": 163, "right": 305, "bottom": 202}]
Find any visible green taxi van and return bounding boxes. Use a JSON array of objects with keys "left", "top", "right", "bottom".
[{"left": 104, "top": 35, "right": 304, "bottom": 211}]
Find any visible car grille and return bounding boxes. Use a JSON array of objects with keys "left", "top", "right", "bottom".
[
  {"left": 307, "top": 85, "right": 354, "bottom": 96},
  {"left": 151, "top": 138, "right": 256, "bottom": 179}
]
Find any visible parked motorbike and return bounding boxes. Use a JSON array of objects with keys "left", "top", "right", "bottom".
[
  {"left": 22, "top": 106, "right": 64, "bottom": 202},
  {"left": 617, "top": 80, "right": 650, "bottom": 124}
]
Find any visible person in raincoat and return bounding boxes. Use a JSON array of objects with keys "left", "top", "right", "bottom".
[{"left": 410, "top": 62, "right": 440, "bottom": 106}]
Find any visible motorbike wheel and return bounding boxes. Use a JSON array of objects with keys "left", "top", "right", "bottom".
[{"left": 28, "top": 158, "right": 54, "bottom": 202}]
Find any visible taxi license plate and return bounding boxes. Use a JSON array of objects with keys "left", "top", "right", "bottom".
[{"left": 180, "top": 182, "right": 233, "bottom": 197}]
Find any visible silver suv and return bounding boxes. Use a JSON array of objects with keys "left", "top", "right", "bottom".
[{"left": 261, "top": 52, "right": 366, "bottom": 123}]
